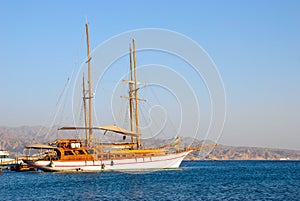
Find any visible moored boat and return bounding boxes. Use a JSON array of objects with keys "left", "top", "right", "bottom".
[
  {"left": 0, "top": 148, "right": 19, "bottom": 169},
  {"left": 23, "top": 23, "right": 216, "bottom": 172},
  {"left": 24, "top": 138, "right": 198, "bottom": 172}
]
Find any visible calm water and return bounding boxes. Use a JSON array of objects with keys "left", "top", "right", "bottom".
[{"left": 1, "top": 161, "right": 299, "bottom": 200}]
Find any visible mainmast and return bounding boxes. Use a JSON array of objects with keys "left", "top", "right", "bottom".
[
  {"left": 122, "top": 39, "right": 145, "bottom": 149},
  {"left": 133, "top": 39, "right": 141, "bottom": 149},
  {"left": 85, "top": 23, "right": 93, "bottom": 147}
]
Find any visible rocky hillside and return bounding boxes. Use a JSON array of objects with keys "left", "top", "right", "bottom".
[
  {"left": 1, "top": 126, "right": 300, "bottom": 160},
  {"left": 186, "top": 144, "right": 300, "bottom": 160},
  {"left": 0, "top": 126, "right": 58, "bottom": 155}
]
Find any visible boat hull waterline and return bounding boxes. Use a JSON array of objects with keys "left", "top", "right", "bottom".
[{"left": 25, "top": 151, "right": 192, "bottom": 172}]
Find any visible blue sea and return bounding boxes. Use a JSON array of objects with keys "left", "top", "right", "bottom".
[{"left": 1, "top": 161, "right": 299, "bottom": 200}]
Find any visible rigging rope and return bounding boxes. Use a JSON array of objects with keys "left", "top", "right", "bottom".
[{"left": 39, "top": 29, "right": 86, "bottom": 139}]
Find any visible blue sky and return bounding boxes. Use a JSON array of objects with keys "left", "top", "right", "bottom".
[{"left": 0, "top": 0, "right": 299, "bottom": 150}]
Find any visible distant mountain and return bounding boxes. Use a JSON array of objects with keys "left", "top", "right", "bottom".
[
  {"left": 0, "top": 126, "right": 64, "bottom": 155},
  {"left": 0, "top": 126, "right": 299, "bottom": 160},
  {"left": 186, "top": 144, "right": 300, "bottom": 160}
]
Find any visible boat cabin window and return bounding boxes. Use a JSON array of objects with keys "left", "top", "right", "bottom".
[
  {"left": 0, "top": 155, "right": 9, "bottom": 158},
  {"left": 76, "top": 150, "right": 86, "bottom": 155},
  {"left": 64, "top": 150, "right": 74, "bottom": 156}
]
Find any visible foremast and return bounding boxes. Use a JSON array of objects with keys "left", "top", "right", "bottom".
[
  {"left": 85, "top": 23, "right": 93, "bottom": 147},
  {"left": 129, "top": 45, "right": 135, "bottom": 146},
  {"left": 82, "top": 74, "right": 88, "bottom": 147}
]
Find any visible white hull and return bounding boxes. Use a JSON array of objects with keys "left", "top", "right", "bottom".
[
  {"left": 26, "top": 151, "right": 192, "bottom": 172},
  {"left": 0, "top": 158, "right": 19, "bottom": 168},
  {"left": 0, "top": 150, "right": 20, "bottom": 168}
]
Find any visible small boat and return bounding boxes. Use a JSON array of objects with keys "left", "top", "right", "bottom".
[
  {"left": 23, "top": 24, "right": 216, "bottom": 172},
  {"left": 0, "top": 148, "right": 18, "bottom": 169}
]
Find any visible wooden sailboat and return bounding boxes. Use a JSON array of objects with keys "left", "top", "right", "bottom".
[{"left": 23, "top": 24, "right": 216, "bottom": 172}]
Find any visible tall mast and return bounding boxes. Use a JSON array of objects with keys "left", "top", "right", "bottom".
[
  {"left": 85, "top": 23, "right": 93, "bottom": 147},
  {"left": 133, "top": 39, "right": 141, "bottom": 149},
  {"left": 82, "top": 73, "right": 88, "bottom": 147},
  {"left": 129, "top": 45, "right": 135, "bottom": 146}
]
